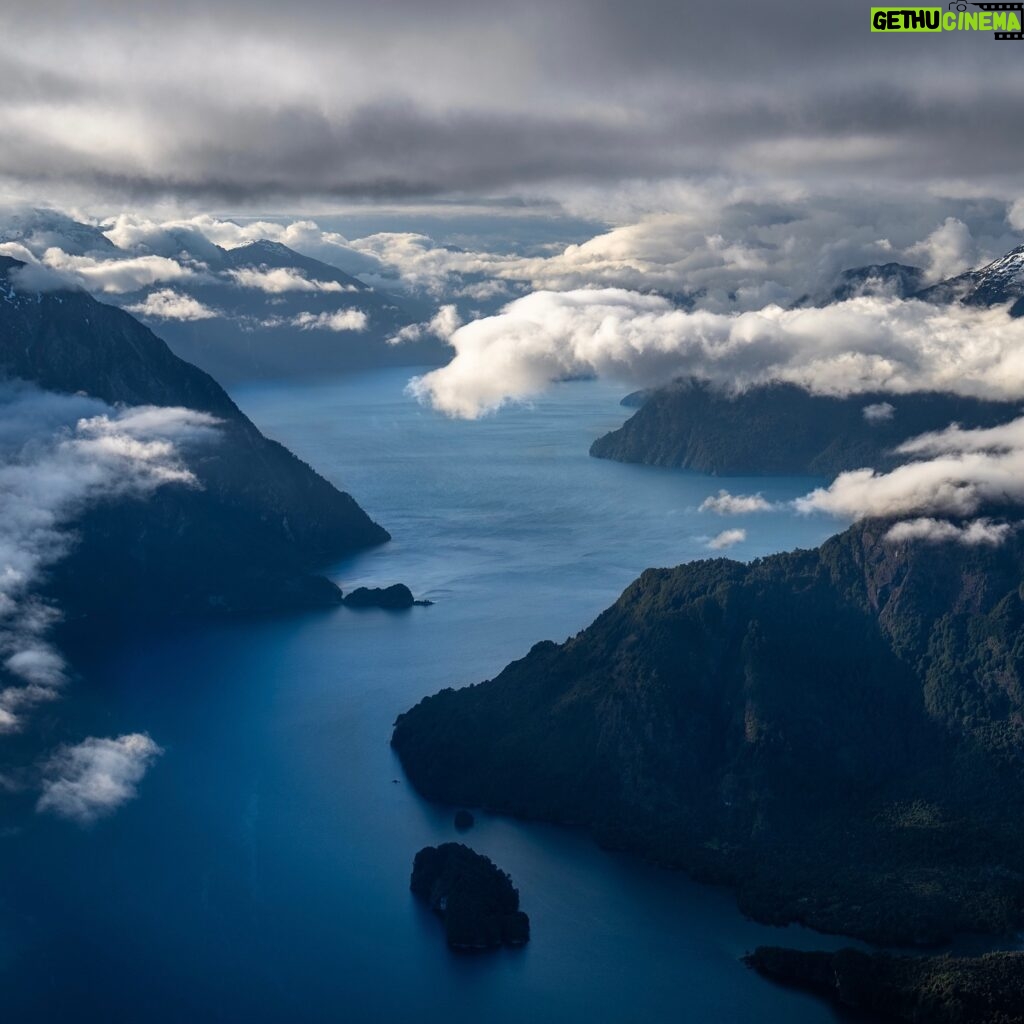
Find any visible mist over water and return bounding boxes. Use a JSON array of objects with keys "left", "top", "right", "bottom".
[{"left": 0, "top": 369, "right": 856, "bottom": 1023}]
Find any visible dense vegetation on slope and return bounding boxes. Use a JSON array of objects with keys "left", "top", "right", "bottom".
[
  {"left": 589, "top": 381, "right": 1021, "bottom": 475},
  {"left": 0, "top": 255, "right": 389, "bottom": 618},
  {"left": 411, "top": 844, "right": 530, "bottom": 950},
  {"left": 393, "top": 521, "right": 1024, "bottom": 945},
  {"left": 747, "top": 947, "right": 1024, "bottom": 1024}
]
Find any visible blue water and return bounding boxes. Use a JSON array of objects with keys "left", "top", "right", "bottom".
[{"left": 0, "top": 369, "right": 863, "bottom": 1023}]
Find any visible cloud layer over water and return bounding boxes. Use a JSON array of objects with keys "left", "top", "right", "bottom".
[{"left": 409, "top": 290, "right": 1024, "bottom": 418}]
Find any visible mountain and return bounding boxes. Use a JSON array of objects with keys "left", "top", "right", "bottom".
[
  {"left": 0, "top": 254, "right": 389, "bottom": 620},
  {"left": 0, "top": 207, "right": 118, "bottom": 257},
  {"left": 794, "top": 261, "right": 925, "bottom": 306},
  {"left": 124, "top": 239, "right": 449, "bottom": 382},
  {"left": 799, "top": 246, "right": 1024, "bottom": 311},
  {"left": 917, "top": 244, "right": 1024, "bottom": 313},
  {"left": 393, "top": 519, "right": 1024, "bottom": 946},
  {"left": 589, "top": 381, "right": 1021, "bottom": 475},
  {"left": 747, "top": 947, "right": 1024, "bottom": 1024}
]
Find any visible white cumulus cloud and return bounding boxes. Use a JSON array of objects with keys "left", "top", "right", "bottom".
[
  {"left": 408, "top": 289, "right": 1024, "bottom": 419},
  {"left": 700, "top": 490, "right": 774, "bottom": 514},
  {"left": 124, "top": 288, "right": 218, "bottom": 321},
  {"left": 37, "top": 733, "right": 164, "bottom": 824},
  {"left": 863, "top": 401, "right": 895, "bottom": 423},
  {"left": 884, "top": 517, "right": 1012, "bottom": 546},
  {"left": 793, "top": 416, "right": 1024, "bottom": 544},
  {"left": 708, "top": 528, "right": 747, "bottom": 550},
  {"left": 227, "top": 267, "right": 358, "bottom": 294},
  {"left": 40, "top": 248, "right": 195, "bottom": 294},
  {"left": 292, "top": 309, "right": 368, "bottom": 331}
]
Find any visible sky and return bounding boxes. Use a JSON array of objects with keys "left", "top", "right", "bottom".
[{"left": 1, "top": 0, "right": 1022, "bottom": 212}]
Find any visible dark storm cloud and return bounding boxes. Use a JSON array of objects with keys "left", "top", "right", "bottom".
[{"left": 0, "top": 0, "right": 1022, "bottom": 204}]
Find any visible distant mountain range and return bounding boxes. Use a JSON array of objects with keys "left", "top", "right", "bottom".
[
  {"left": 798, "top": 244, "right": 1024, "bottom": 310},
  {"left": 0, "top": 253, "right": 389, "bottom": 623},
  {"left": 136, "top": 239, "right": 449, "bottom": 382},
  {"left": 393, "top": 518, "right": 1024, "bottom": 947},
  {"left": 0, "top": 211, "right": 449, "bottom": 382}
]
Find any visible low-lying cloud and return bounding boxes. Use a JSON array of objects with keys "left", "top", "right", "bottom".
[
  {"left": 292, "top": 309, "right": 368, "bottom": 331},
  {"left": 707, "top": 528, "right": 746, "bottom": 550},
  {"left": 0, "top": 384, "right": 219, "bottom": 731},
  {"left": 700, "top": 416, "right": 1024, "bottom": 546},
  {"left": 36, "top": 733, "right": 164, "bottom": 824},
  {"left": 389, "top": 303, "right": 461, "bottom": 345},
  {"left": 227, "top": 266, "right": 359, "bottom": 294},
  {"left": 809, "top": 417, "right": 1024, "bottom": 543},
  {"left": 40, "top": 248, "right": 195, "bottom": 294},
  {"left": 409, "top": 289, "right": 1024, "bottom": 418},
  {"left": 700, "top": 490, "right": 773, "bottom": 515},
  {"left": 883, "top": 517, "right": 1011, "bottom": 546},
  {"left": 125, "top": 288, "right": 217, "bottom": 321}
]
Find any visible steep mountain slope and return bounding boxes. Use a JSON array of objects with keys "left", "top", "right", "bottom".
[
  {"left": 590, "top": 381, "right": 1021, "bottom": 475},
  {"left": 393, "top": 520, "right": 1024, "bottom": 945},
  {"left": 0, "top": 255, "right": 389, "bottom": 619}
]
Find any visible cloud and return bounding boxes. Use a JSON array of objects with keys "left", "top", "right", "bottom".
[
  {"left": 226, "top": 266, "right": 358, "bottom": 294},
  {"left": 292, "top": 309, "right": 368, "bottom": 331},
  {"left": 348, "top": 195, "right": 1021, "bottom": 312},
  {"left": 408, "top": 289, "right": 1024, "bottom": 419},
  {"left": 0, "top": 2, "right": 1024, "bottom": 204},
  {"left": 40, "top": 248, "right": 194, "bottom": 293},
  {"left": 700, "top": 490, "right": 774, "bottom": 514},
  {"left": 894, "top": 417, "right": 1024, "bottom": 457},
  {"left": 124, "top": 288, "right": 217, "bottom": 321},
  {"left": 5, "top": 198, "right": 1021, "bottom": 326},
  {"left": 708, "top": 528, "right": 746, "bottom": 550},
  {"left": 863, "top": 401, "right": 895, "bottom": 423},
  {"left": 36, "top": 733, "right": 163, "bottom": 824},
  {"left": 794, "top": 416, "right": 1024, "bottom": 527},
  {"left": 389, "top": 303, "right": 461, "bottom": 345},
  {"left": 906, "top": 217, "right": 976, "bottom": 284},
  {"left": 0, "top": 384, "right": 219, "bottom": 731},
  {"left": 884, "top": 517, "right": 1012, "bottom": 546},
  {"left": 101, "top": 213, "right": 224, "bottom": 260}
]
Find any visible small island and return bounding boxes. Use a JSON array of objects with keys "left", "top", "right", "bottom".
[
  {"left": 746, "top": 947, "right": 1024, "bottom": 1024},
  {"left": 341, "top": 584, "right": 431, "bottom": 610},
  {"left": 411, "top": 843, "right": 530, "bottom": 951}
]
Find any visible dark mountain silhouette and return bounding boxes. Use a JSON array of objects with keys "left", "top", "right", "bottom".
[
  {"left": 590, "top": 381, "right": 1021, "bottom": 476},
  {"left": 0, "top": 254, "right": 389, "bottom": 621},
  {"left": 393, "top": 519, "right": 1024, "bottom": 947}
]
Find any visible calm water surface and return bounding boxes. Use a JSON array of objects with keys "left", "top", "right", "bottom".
[{"left": 2, "top": 369, "right": 867, "bottom": 1023}]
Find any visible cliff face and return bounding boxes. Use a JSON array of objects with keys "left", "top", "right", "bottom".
[
  {"left": 589, "top": 381, "right": 1022, "bottom": 476},
  {"left": 0, "top": 256, "right": 389, "bottom": 618},
  {"left": 393, "top": 523, "right": 1024, "bottom": 945}
]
